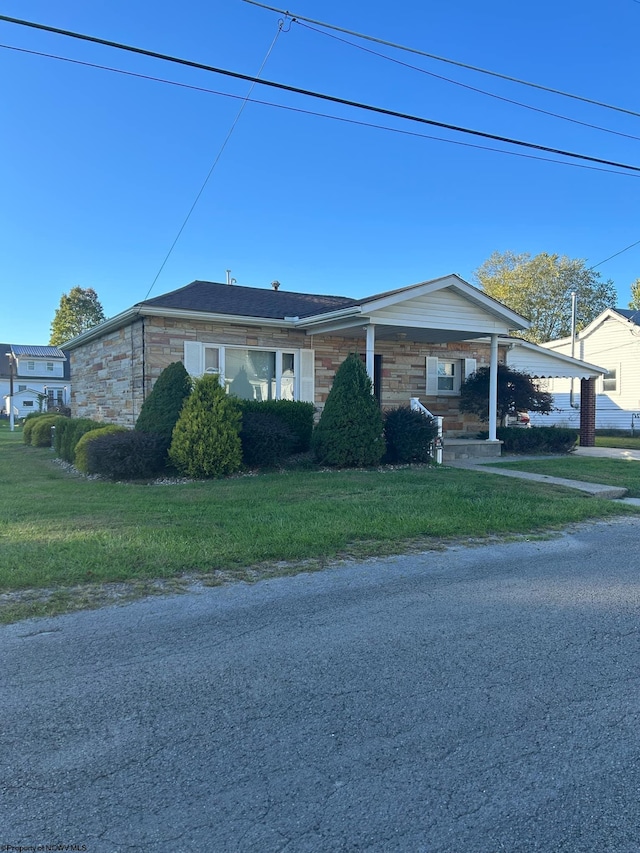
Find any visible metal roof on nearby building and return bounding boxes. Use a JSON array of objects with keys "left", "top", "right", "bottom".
[{"left": 10, "top": 345, "right": 67, "bottom": 358}]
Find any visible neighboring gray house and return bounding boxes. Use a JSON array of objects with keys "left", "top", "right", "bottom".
[
  {"left": 528, "top": 308, "right": 640, "bottom": 431},
  {"left": 0, "top": 345, "right": 70, "bottom": 419}
]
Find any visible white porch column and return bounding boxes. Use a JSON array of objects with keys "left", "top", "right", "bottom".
[
  {"left": 488, "top": 333, "right": 499, "bottom": 441},
  {"left": 365, "top": 324, "right": 375, "bottom": 389}
]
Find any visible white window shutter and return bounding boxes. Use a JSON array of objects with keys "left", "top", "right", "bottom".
[
  {"left": 426, "top": 357, "right": 438, "bottom": 395},
  {"left": 299, "top": 349, "right": 315, "bottom": 403},
  {"left": 183, "top": 341, "right": 203, "bottom": 377},
  {"left": 464, "top": 358, "right": 477, "bottom": 379}
]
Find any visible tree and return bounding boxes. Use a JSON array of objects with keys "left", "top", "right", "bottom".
[
  {"left": 135, "top": 361, "right": 193, "bottom": 450},
  {"left": 474, "top": 251, "right": 617, "bottom": 343},
  {"left": 49, "top": 287, "right": 106, "bottom": 345},
  {"left": 629, "top": 279, "right": 640, "bottom": 310},
  {"left": 311, "top": 353, "right": 385, "bottom": 467},
  {"left": 459, "top": 365, "right": 553, "bottom": 424}
]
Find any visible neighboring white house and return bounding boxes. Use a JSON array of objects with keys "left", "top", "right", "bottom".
[
  {"left": 527, "top": 308, "right": 640, "bottom": 431},
  {"left": 0, "top": 344, "right": 70, "bottom": 420}
]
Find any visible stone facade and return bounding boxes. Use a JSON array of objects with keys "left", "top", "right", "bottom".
[{"left": 70, "top": 315, "right": 500, "bottom": 434}]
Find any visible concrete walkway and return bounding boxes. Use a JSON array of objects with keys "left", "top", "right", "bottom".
[{"left": 447, "top": 446, "right": 640, "bottom": 506}]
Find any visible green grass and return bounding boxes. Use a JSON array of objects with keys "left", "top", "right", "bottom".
[
  {"left": 493, "top": 457, "right": 640, "bottom": 498},
  {"left": 1, "top": 423, "right": 637, "bottom": 622},
  {"left": 595, "top": 435, "right": 640, "bottom": 450}
]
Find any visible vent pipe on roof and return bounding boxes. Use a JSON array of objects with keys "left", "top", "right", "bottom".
[
  {"left": 226, "top": 270, "right": 237, "bottom": 285},
  {"left": 271, "top": 280, "right": 281, "bottom": 291}
]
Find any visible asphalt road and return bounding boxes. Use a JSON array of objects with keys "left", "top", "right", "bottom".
[{"left": 3, "top": 516, "right": 640, "bottom": 853}]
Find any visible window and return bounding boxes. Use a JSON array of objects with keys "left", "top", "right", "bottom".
[
  {"left": 23, "top": 400, "right": 34, "bottom": 407},
  {"left": 18, "top": 384, "right": 26, "bottom": 392},
  {"left": 602, "top": 367, "right": 618, "bottom": 393},
  {"left": 27, "top": 361, "right": 35, "bottom": 371},
  {"left": 437, "top": 360, "right": 457, "bottom": 392},
  {"left": 184, "top": 342, "right": 313, "bottom": 403},
  {"left": 426, "top": 357, "right": 476, "bottom": 396},
  {"left": 46, "top": 362, "right": 54, "bottom": 372}
]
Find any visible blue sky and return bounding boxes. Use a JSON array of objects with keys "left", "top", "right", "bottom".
[{"left": 2, "top": 0, "right": 639, "bottom": 344}]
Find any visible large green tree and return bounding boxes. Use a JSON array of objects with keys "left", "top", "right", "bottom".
[
  {"left": 474, "top": 251, "right": 617, "bottom": 343},
  {"left": 629, "top": 279, "right": 640, "bottom": 310},
  {"left": 49, "top": 287, "right": 106, "bottom": 345}
]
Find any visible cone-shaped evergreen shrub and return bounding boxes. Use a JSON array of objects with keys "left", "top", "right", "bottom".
[
  {"left": 169, "top": 374, "right": 242, "bottom": 478},
  {"left": 135, "top": 361, "right": 192, "bottom": 447},
  {"left": 312, "top": 353, "right": 385, "bottom": 467}
]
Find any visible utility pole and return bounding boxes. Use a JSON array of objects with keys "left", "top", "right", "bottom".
[{"left": 5, "top": 351, "right": 15, "bottom": 431}]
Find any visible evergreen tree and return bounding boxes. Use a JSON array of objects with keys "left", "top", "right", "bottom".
[
  {"left": 169, "top": 375, "right": 242, "bottom": 478},
  {"left": 135, "top": 361, "right": 192, "bottom": 448},
  {"left": 49, "top": 287, "right": 106, "bottom": 345},
  {"left": 312, "top": 353, "right": 385, "bottom": 467}
]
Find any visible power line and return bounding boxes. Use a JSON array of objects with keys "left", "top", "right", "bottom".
[
  {"left": 294, "top": 20, "right": 640, "bottom": 144},
  {"left": 243, "top": 0, "right": 640, "bottom": 121},
  {"left": 589, "top": 238, "right": 640, "bottom": 270},
  {"left": 137, "top": 20, "right": 285, "bottom": 305},
  {"left": 2, "top": 42, "right": 638, "bottom": 180},
  {"left": 1, "top": 14, "right": 639, "bottom": 174}
]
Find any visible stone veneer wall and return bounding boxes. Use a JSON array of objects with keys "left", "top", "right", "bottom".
[
  {"left": 70, "top": 315, "right": 502, "bottom": 435},
  {"left": 70, "top": 321, "right": 144, "bottom": 427}
]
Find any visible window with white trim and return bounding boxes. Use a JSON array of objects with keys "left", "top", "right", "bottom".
[
  {"left": 184, "top": 342, "right": 314, "bottom": 403},
  {"left": 426, "top": 357, "right": 476, "bottom": 396},
  {"left": 46, "top": 362, "right": 54, "bottom": 372},
  {"left": 602, "top": 367, "right": 619, "bottom": 394},
  {"left": 27, "top": 361, "right": 35, "bottom": 371}
]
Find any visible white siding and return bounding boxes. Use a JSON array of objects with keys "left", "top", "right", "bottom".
[{"left": 371, "top": 289, "right": 515, "bottom": 334}]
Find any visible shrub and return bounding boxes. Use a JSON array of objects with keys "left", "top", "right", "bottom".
[
  {"left": 22, "top": 412, "right": 50, "bottom": 445},
  {"left": 383, "top": 406, "right": 438, "bottom": 464},
  {"left": 85, "top": 430, "right": 168, "bottom": 480},
  {"left": 29, "top": 416, "right": 62, "bottom": 448},
  {"left": 240, "top": 410, "right": 296, "bottom": 468},
  {"left": 55, "top": 418, "right": 107, "bottom": 462},
  {"left": 169, "top": 375, "right": 242, "bottom": 478},
  {"left": 237, "top": 399, "right": 314, "bottom": 452},
  {"left": 478, "top": 426, "right": 578, "bottom": 454},
  {"left": 74, "top": 425, "right": 127, "bottom": 474},
  {"left": 312, "top": 353, "right": 385, "bottom": 467},
  {"left": 135, "top": 361, "right": 192, "bottom": 448},
  {"left": 460, "top": 365, "right": 553, "bottom": 423}
]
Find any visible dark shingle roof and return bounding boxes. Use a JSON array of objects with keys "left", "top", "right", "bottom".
[
  {"left": 137, "top": 280, "right": 357, "bottom": 320},
  {"left": 613, "top": 308, "right": 640, "bottom": 326}
]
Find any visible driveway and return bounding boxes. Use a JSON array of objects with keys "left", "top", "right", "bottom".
[{"left": 4, "top": 516, "right": 640, "bottom": 852}]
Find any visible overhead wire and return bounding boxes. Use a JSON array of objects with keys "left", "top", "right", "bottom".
[
  {"left": 0, "top": 14, "right": 639, "bottom": 174},
  {"left": 2, "top": 42, "right": 638, "bottom": 181},
  {"left": 294, "top": 19, "right": 640, "bottom": 144},
  {"left": 242, "top": 0, "right": 640, "bottom": 121},
  {"left": 137, "top": 20, "right": 285, "bottom": 304}
]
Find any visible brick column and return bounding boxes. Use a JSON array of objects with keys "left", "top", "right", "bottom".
[{"left": 579, "top": 377, "right": 596, "bottom": 447}]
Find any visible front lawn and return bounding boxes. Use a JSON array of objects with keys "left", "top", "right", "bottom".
[
  {"left": 493, "top": 456, "right": 640, "bottom": 498},
  {"left": 596, "top": 435, "right": 640, "bottom": 450},
  {"left": 1, "top": 424, "right": 637, "bottom": 622}
]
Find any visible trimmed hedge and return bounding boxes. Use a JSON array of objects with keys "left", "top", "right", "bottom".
[
  {"left": 240, "top": 410, "right": 296, "bottom": 468},
  {"left": 55, "top": 418, "right": 109, "bottom": 463},
  {"left": 383, "top": 406, "right": 438, "bottom": 464},
  {"left": 135, "top": 361, "right": 192, "bottom": 446},
  {"left": 478, "top": 426, "right": 579, "bottom": 454},
  {"left": 236, "top": 399, "right": 314, "bottom": 453},
  {"left": 29, "top": 416, "right": 63, "bottom": 448},
  {"left": 74, "top": 425, "right": 128, "bottom": 474},
  {"left": 85, "top": 430, "right": 169, "bottom": 480},
  {"left": 22, "top": 412, "right": 51, "bottom": 444}
]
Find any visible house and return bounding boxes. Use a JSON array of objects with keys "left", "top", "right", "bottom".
[
  {"left": 528, "top": 308, "right": 640, "bottom": 432},
  {"left": 61, "top": 275, "right": 606, "bottom": 455},
  {"left": 0, "top": 345, "right": 70, "bottom": 421}
]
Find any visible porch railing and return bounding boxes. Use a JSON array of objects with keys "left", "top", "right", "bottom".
[{"left": 410, "top": 397, "right": 444, "bottom": 464}]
